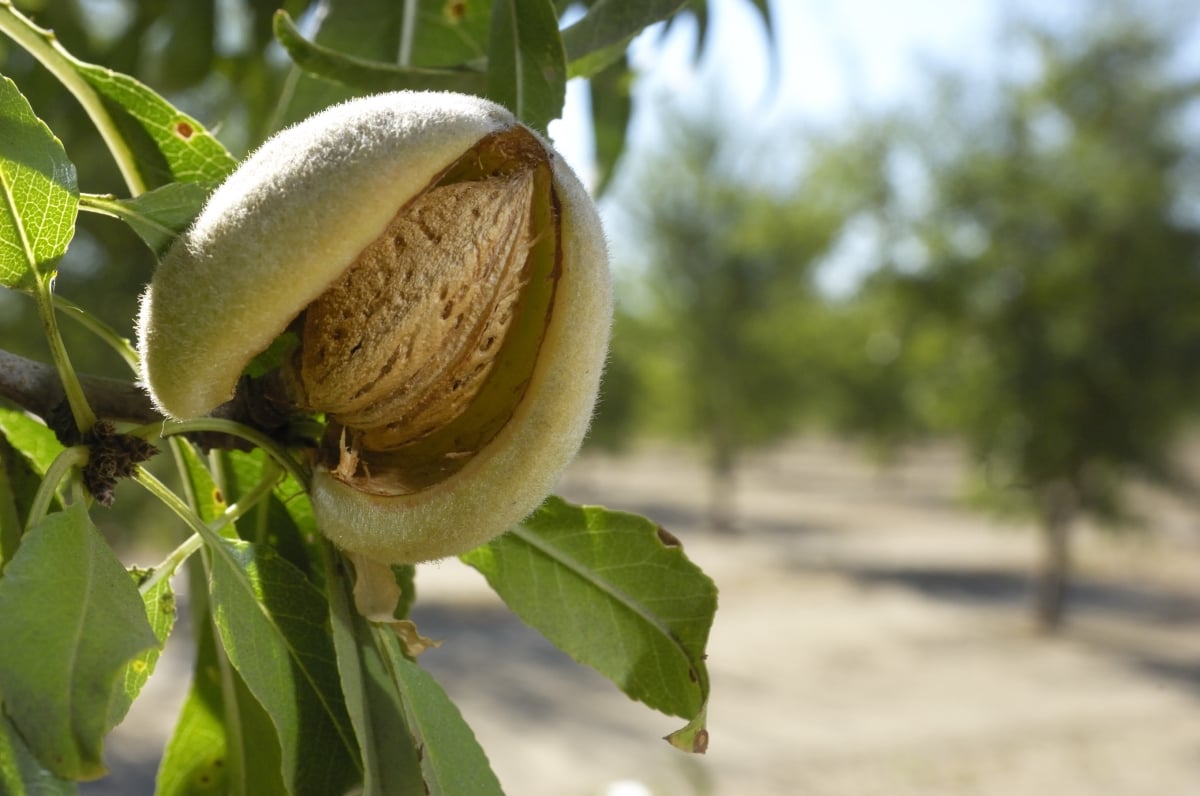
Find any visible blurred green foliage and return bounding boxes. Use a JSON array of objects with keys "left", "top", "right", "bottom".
[
  {"left": 601, "top": 7, "right": 1200, "bottom": 481},
  {"left": 881, "top": 16, "right": 1200, "bottom": 626},
  {"left": 592, "top": 7, "right": 1200, "bottom": 623},
  {"left": 5, "top": 1, "right": 1199, "bottom": 625},
  {"left": 593, "top": 109, "right": 891, "bottom": 526},
  {"left": 878, "top": 17, "right": 1200, "bottom": 511}
]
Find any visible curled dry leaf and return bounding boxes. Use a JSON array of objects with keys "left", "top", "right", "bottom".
[{"left": 390, "top": 620, "right": 442, "bottom": 658}]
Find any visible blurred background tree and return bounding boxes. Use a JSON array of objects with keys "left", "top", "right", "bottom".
[
  {"left": 5, "top": 0, "right": 1199, "bottom": 633},
  {"left": 588, "top": 4, "right": 1200, "bottom": 630},
  {"left": 597, "top": 110, "right": 890, "bottom": 530},
  {"left": 812, "top": 280, "right": 955, "bottom": 463},
  {"left": 867, "top": 16, "right": 1200, "bottom": 629}
]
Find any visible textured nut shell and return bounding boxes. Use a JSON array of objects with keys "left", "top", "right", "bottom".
[
  {"left": 138, "top": 91, "right": 515, "bottom": 419},
  {"left": 310, "top": 153, "right": 611, "bottom": 564}
]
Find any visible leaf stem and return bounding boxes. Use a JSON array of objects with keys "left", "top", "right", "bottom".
[
  {"left": 159, "top": 437, "right": 250, "bottom": 791},
  {"left": 168, "top": 437, "right": 201, "bottom": 511},
  {"left": 80, "top": 191, "right": 191, "bottom": 256},
  {"left": 77, "top": 192, "right": 126, "bottom": 220},
  {"left": 0, "top": 0, "right": 146, "bottom": 195},
  {"left": 34, "top": 274, "right": 97, "bottom": 434},
  {"left": 138, "top": 462, "right": 284, "bottom": 595},
  {"left": 24, "top": 444, "right": 88, "bottom": 531},
  {"left": 131, "top": 417, "right": 310, "bottom": 490},
  {"left": 133, "top": 465, "right": 216, "bottom": 542},
  {"left": 140, "top": 532, "right": 203, "bottom": 593}
]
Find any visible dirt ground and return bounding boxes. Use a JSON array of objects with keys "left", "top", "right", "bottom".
[{"left": 88, "top": 437, "right": 1200, "bottom": 795}]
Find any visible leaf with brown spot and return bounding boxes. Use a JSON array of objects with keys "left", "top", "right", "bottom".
[
  {"left": 656, "top": 525, "right": 682, "bottom": 548},
  {"left": 665, "top": 711, "right": 710, "bottom": 754}
]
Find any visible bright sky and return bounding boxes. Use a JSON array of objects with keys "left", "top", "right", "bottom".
[
  {"left": 549, "top": 0, "right": 1017, "bottom": 289},
  {"left": 554, "top": 0, "right": 1200, "bottom": 165},
  {"left": 552, "top": 0, "right": 1024, "bottom": 183},
  {"left": 548, "top": 0, "right": 1200, "bottom": 292}
]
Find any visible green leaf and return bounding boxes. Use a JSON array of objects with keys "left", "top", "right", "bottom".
[
  {"left": 157, "top": 446, "right": 242, "bottom": 795},
  {"left": 212, "top": 448, "right": 275, "bottom": 535},
  {"left": 487, "top": 0, "right": 567, "bottom": 133},
  {"left": 242, "top": 331, "right": 299, "bottom": 379},
  {"left": 0, "top": 712, "right": 76, "bottom": 795},
  {"left": 0, "top": 410, "right": 65, "bottom": 570},
  {"left": 0, "top": 430, "right": 39, "bottom": 566},
  {"left": 562, "top": 0, "right": 689, "bottom": 78},
  {"left": 176, "top": 443, "right": 309, "bottom": 568},
  {"left": 0, "top": 503, "right": 159, "bottom": 780},
  {"left": 106, "top": 571, "right": 177, "bottom": 730},
  {"left": 460, "top": 497, "right": 716, "bottom": 743},
  {"left": 157, "top": 601, "right": 287, "bottom": 796},
  {"left": 0, "top": 408, "right": 64, "bottom": 476},
  {"left": 217, "top": 448, "right": 315, "bottom": 575},
  {"left": 589, "top": 55, "right": 633, "bottom": 195},
  {"left": 273, "top": 11, "right": 487, "bottom": 95},
  {"left": 204, "top": 535, "right": 359, "bottom": 795},
  {"left": 156, "top": 667, "right": 230, "bottom": 796},
  {"left": 0, "top": 453, "right": 21, "bottom": 568},
  {"left": 71, "top": 63, "right": 235, "bottom": 188},
  {"left": 273, "top": 0, "right": 493, "bottom": 126},
  {"left": 225, "top": 660, "right": 291, "bottom": 795},
  {"left": 0, "top": 75, "right": 78, "bottom": 289},
  {"left": 0, "top": 2, "right": 230, "bottom": 193},
  {"left": 377, "top": 630, "right": 504, "bottom": 795},
  {"left": 80, "top": 182, "right": 214, "bottom": 257},
  {"left": 172, "top": 440, "right": 227, "bottom": 526},
  {"left": 402, "top": 0, "right": 493, "bottom": 68},
  {"left": 329, "top": 557, "right": 424, "bottom": 796},
  {"left": 272, "top": 466, "right": 318, "bottom": 555}
]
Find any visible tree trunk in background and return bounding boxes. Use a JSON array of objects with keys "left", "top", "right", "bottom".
[
  {"left": 706, "top": 416, "right": 738, "bottom": 533},
  {"left": 707, "top": 444, "right": 737, "bottom": 533},
  {"left": 1033, "top": 479, "right": 1079, "bottom": 632}
]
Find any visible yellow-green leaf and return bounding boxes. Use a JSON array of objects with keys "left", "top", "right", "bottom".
[
  {"left": 106, "top": 572, "right": 177, "bottom": 730},
  {"left": 0, "top": 711, "right": 76, "bottom": 795},
  {"left": 205, "top": 535, "right": 360, "bottom": 795},
  {"left": 81, "top": 182, "right": 214, "bottom": 257},
  {"left": 0, "top": 75, "right": 78, "bottom": 289},
  {"left": 0, "top": 503, "right": 158, "bottom": 780},
  {"left": 72, "top": 63, "right": 234, "bottom": 188}
]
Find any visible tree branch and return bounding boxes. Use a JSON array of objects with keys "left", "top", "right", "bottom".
[
  {"left": 0, "top": 349, "right": 298, "bottom": 450},
  {"left": 0, "top": 348, "right": 159, "bottom": 432}
]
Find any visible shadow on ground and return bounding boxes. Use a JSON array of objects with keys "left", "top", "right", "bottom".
[
  {"left": 830, "top": 563, "right": 1200, "bottom": 625},
  {"left": 795, "top": 560, "right": 1200, "bottom": 697}
]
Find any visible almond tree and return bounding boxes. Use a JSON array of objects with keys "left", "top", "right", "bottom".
[
  {"left": 0, "top": 3, "right": 742, "bottom": 792},
  {"left": 611, "top": 111, "right": 889, "bottom": 530},
  {"left": 880, "top": 17, "right": 1200, "bottom": 629}
]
